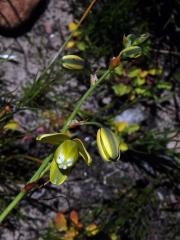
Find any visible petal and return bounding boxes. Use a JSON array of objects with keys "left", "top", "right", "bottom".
[
  {"left": 100, "top": 128, "right": 119, "bottom": 160},
  {"left": 50, "top": 159, "right": 68, "bottom": 185},
  {"left": 55, "top": 140, "right": 79, "bottom": 169},
  {"left": 97, "top": 129, "right": 111, "bottom": 161},
  {"left": 120, "top": 46, "right": 142, "bottom": 59},
  {"left": 97, "top": 128, "right": 120, "bottom": 162},
  {"left": 36, "top": 133, "right": 70, "bottom": 145},
  {"left": 62, "top": 55, "right": 85, "bottom": 70},
  {"left": 74, "top": 138, "right": 92, "bottom": 166}
]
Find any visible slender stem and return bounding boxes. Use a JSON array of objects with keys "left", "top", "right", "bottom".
[
  {"left": 19, "top": 0, "right": 97, "bottom": 107},
  {"left": 62, "top": 70, "right": 111, "bottom": 132},
  {"left": 29, "top": 154, "right": 53, "bottom": 182},
  {"left": 34, "top": 0, "right": 97, "bottom": 79},
  {"left": 81, "top": 121, "right": 103, "bottom": 128},
  {"left": 0, "top": 191, "right": 25, "bottom": 223},
  {"left": 0, "top": 154, "right": 53, "bottom": 223},
  {"left": 0, "top": 69, "right": 111, "bottom": 224},
  {"left": 78, "top": 0, "right": 97, "bottom": 27},
  {"left": 0, "top": 0, "right": 98, "bottom": 224}
]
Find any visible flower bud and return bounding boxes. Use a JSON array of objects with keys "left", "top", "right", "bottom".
[
  {"left": 120, "top": 46, "right": 142, "bottom": 59},
  {"left": 62, "top": 55, "right": 85, "bottom": 70},
  {"left": 97, "top": 128, "right": 120, "bottom": 161},
  {"left": 109, "top": 56, "right": 120, "bottom": 69},
  {"left": 54, "top": 140, "right": 79, "bottom": 170}
]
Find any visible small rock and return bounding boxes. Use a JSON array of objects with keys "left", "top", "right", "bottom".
[
  {"left": 102, "top": 96, "right": 111, "bottom": 105},
  {"left": 44, "top": 23, "right": 53, "bottom": 34},
  {"left": 167, "top": 132, "right": 180, "bottom": 153},
  {"left": 114, "top": 104, "right": 146, "bottom": 124},
  {"left": 0, "top": 0, "right": 41, "bottom": 28}
]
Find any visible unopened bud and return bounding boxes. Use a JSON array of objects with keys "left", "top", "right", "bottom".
[
  {"left": 62, "top": 55, "right": 85, "bottom": 70},
  {"left": 97, "top": 128, "right": 120, "bottom": 162}
]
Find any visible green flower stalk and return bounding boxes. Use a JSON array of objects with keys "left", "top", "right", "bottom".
[{"left": 97, "top": 128, "right": 120, "bottom": 162}]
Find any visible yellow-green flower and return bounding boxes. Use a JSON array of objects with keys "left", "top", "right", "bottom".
[
  {"left": 36, "top": 133, "right": 92, "bottom": 185},
  {"left": 97, "top": 128, "right": 120, "bottom": 162},
  {"left": 54, "top": 140, "right": 79, "bottom": 170}
]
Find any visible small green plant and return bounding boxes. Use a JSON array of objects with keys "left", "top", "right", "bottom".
[
  {"left": 1, "top": 3, "right": 180, "bottom": 240},
  {"left": 112, "top": 65, "right": 172, "bottom": 101},
  {"left": 0, "top": 16, "right": 148, "bottom": 223},
  {"left": 33, "top": 33, "right": 149, "bottom": 187}
]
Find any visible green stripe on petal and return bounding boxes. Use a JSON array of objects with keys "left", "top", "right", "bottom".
[
  {"left": 97, "top": 129, "right": 111, "bottom": 161},
  {"left": 120, "top": 46, "right": 142, "bottom": 59},
  {"left": 97, "top": 128, "right": 120, "bottom": 162},
  {"left": 36, "top": 133, "right": 70, "bottom": 145},
  {"left": 101, "top": 128, "right": 119, "bottom": 159},
  {"left": 62, "top": 55, "right": 85, "bottom": 70},
  {"left": 74, "top": 138, "right": 92, "bottom": 166}
]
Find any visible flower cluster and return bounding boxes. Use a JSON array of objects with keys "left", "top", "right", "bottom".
[{"left": 37, "top": 127, "right": 121, "bottom": 185}]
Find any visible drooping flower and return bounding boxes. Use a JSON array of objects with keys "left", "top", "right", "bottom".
[{"left": 37, "top": 133, "right": 92, "bottom": 185}]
